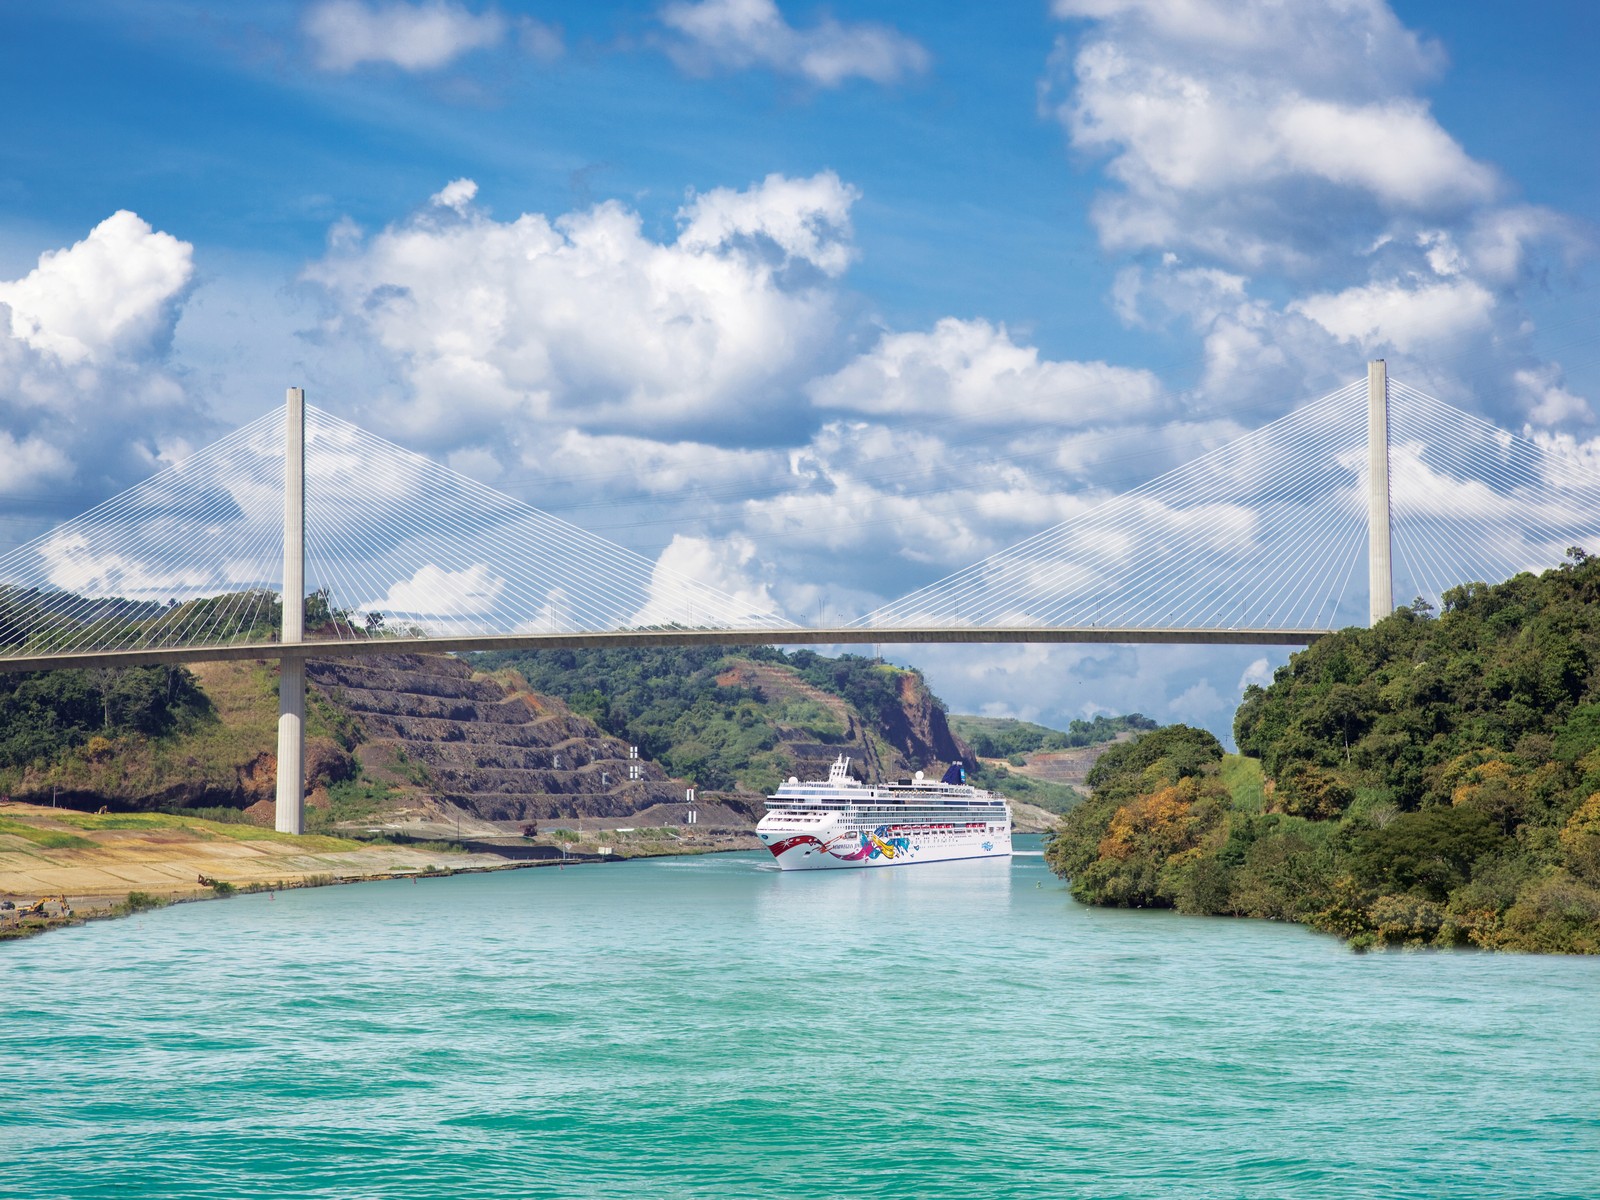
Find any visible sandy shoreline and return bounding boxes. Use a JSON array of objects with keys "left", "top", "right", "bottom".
[{"left": 0, "top": 801, "right": 755, "bottom": 941}]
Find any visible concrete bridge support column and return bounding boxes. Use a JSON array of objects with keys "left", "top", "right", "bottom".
[
  {"left": 1367, "top": 359, "right": 1392, "bottom": 627},
  {"left": 275, "top": 387, "right": 306, "bottom": 835}
]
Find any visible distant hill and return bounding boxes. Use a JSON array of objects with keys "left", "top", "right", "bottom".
[
  {"left": 470, "top": 646, "right": 970, "bottom": 794},
  {"left": 0, "top": 584, "right": 282, "bottom": 658},
  {"left": 947, "top": 712, "right": 1154, "bottom": 815},
  {"left": 948, "top": 713, "right": 1155, "bottom": 759}
]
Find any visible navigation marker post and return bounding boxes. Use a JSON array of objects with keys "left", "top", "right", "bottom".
[
  {"left": 1367, "top": 359, "right": 1393, "bottom": 627},
  {"left": 276, "top": 387, "right": 306, "bottom": 835}
]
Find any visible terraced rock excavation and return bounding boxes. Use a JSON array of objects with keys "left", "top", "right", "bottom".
[{"left": 305, "top": 654, "right": 756, "bottom": 828}]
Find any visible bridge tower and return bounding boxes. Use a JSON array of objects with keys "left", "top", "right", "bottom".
[
  {"left": 1367, "top": 359, "right": 1393, "bottom": 626},
  {"left": 275, "top": 387, "right": 306, "bottom": 835}
]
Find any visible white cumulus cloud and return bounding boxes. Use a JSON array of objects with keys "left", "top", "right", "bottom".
[
  {"left": 679, "top": 171, "right": 860, "bottom": 276},
  {"left": 1515, "top": 366, "right": 1592, "bottom": 428},
  {"left": 303, "top": 173, "right": 857, "bottom": 446},
  {"left": 0, "top": 211, "right": 193, "bottom": 365},
  {"left": 38, "top": 530, "right": 241, "bottom": 599},
  {"left": 634, "top": 533, "right": 781, "bottom": 626},
  {"left": 430, "top": 178, "right": 478, "bottom": 213},
  {"left": 1046, "top": 0, "right": 1597, "bottom": 442},
  {"left": 1238, "top": 656, "right": 1273, "bottom": 689},
  {"left": 528, "top": 430, "right": 780, "bottom": 498},
  {"left": 365, "top": 562, "right": 506, "bottom": 619},
  {"left": 1465, "top": 205, "right": 1591, "bottom": 288},
  {"left": 660, "top": 0, "right": 929, "bottom": 87},
  {"left": 1047, "top": 0, "right": 1495, "bottom": 271},
  {"left": 0, "top": 431, "right": 72, "bottom": 492},
  {"left": 304, "top": 0, "right": 507, "bottom": 72},
  {"left": 809, "top": 317, "right": 1165, "bottom": 427},
  {"left": 0, "top": 212, "right": 209, "bottom": 549},
  {"left": 1290, "top": 277, "right": 1496, "bottom": 353},
  {"left": 1053, "top": 0, "right": 1443, "bottom": 85}
]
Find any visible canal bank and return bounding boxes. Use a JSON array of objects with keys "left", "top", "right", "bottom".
[{"left": 0, "top": 800, "right": 758, "bottom": 940}]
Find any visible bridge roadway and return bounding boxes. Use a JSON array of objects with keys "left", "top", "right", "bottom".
[{"left": 0, "top": 625, "right": 1330, "bottom": 674}]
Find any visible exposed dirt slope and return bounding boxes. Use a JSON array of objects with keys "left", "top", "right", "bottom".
[
  {"left": 888, "top": 668, "right": 974, "bottom": 772},
  {"left": 306, "top": 655, "right": 756, "bottom": 825},
  {"left": 1009, "top": 801, "right": 1060, "bottom": 834}
]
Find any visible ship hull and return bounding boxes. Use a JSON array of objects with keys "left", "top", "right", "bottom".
[{"left": 763, "top": 824, "right": 1012, "bottom": 870}]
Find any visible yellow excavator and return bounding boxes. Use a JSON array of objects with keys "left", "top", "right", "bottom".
[{"left": 14, "top": 895, "right": 69, "bottom": 917}]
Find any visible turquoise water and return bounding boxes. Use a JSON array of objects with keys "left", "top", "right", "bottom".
[{"left": 3, "top": 841, "right": 1596, "bottom": 1199}]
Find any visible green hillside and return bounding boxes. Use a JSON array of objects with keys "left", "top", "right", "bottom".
[
  {"left": 949, "top": 712, "right": 1155, "bottom": 759},
  {"left": 470, "top": 645, "right": 968, "bottom": 794},
  {"left": 947, "top": 713, "right": 1152, "bottom": 815},
  {"left": 1046, "top": 554, "right": 1600, "bottom": 953},
  {"left": 0, "top": 659, "right": 365, "bottom": 823}
]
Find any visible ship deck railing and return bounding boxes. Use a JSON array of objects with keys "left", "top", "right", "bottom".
[{"left": 764, "top": 806, "right": 1008, "bottom": 821}]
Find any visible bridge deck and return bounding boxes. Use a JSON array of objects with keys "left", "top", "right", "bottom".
[{"left": 0, "top": 626, "right": 1330, "bottom": 674}]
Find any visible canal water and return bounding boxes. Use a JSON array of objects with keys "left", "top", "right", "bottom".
[{"left": 3, "top": 841, "right": 1596, "bottom": 1199}]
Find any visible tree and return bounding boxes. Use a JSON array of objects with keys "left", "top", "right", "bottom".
[
  {"left": 1276, "top": 764, "right": 1355, "bottom": 820},
  {"left": 88, "top": 666, "right": 123, "bottom": 730},
  {"left": 1353, "top": 807, "right": 1500, "bottom": 901}
]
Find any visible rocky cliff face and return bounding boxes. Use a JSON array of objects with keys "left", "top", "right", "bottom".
[
  {"left": 712, "top": 658, "right": 971, "bottom": 785},
  {"left": 885, "top": 669, "right": 973, "bottom": 775},
  {"left": 305, "top": 655, "right": 754, "bottom": 824}
]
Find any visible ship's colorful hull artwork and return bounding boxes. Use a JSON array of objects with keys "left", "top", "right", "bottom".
[
  {"left": 762, "top": 822, "right": 1008, "bottom": 869},
  {"left": 767, "top": 826, "right": 911, "bottom": 864}
]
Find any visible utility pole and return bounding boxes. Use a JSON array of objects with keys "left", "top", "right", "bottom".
[
  {"left": 1367, "top": 359, "right": 1393, "bottom": 627},
  {"left": 276, "top": 387, "right": 306, "bottom": 835}
]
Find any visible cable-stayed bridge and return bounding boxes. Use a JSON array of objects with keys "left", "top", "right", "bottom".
[{"left": 3, "top": 361, "right": 1598, "bottom": 831}]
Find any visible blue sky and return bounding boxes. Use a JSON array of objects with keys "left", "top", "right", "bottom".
[{"left": 1, "top": 0, "right": 1597, "bottom": 738}]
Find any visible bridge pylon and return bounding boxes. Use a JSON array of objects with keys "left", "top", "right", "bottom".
[
  {"left": 275, "top": 387, "right": 306, "bottom": 835},
  {"left": 1368, "top": 359, "right": 1392, "bottom": 627}
]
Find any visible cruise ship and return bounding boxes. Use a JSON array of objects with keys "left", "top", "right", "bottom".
[{"left": 757, "top": 755, "right": 1012, "bottom": 870}]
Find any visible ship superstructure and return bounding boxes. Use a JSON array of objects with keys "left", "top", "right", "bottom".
[{"left": 758, "top": 755, "right": 1012, "bottom": 870}]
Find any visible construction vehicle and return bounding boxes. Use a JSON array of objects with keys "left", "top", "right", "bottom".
[{"left": 15, "top": 895, "right": 68, "bottom": 917}]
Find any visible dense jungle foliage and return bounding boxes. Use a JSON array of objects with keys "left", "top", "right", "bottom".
[
  {"left": 950, "top": 712, "right": 1156, "bottom": 759},
  {"left": 0, "top": 666, "right": 211, "bottom": 769},
  {"left": 1047, "top": 555, "right": 1600, "bottom": 953},
  {"left": 473, "top": 645, "right": 931, "bottom": 792}
]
